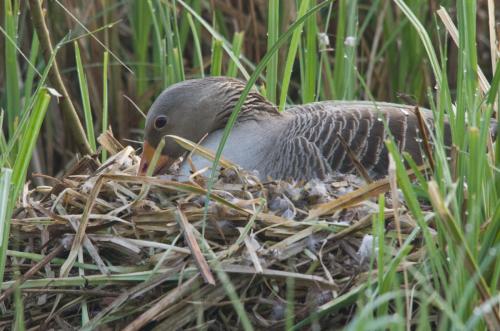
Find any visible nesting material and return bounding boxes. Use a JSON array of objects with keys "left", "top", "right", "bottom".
[{"left": 1, "top": 132, "right": 424, "bottom": 330}]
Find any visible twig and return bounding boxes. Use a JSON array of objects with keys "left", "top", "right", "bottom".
[
  {"left": 176, "top": 207, "right": 216, "bottom": 285},
  {"left": 0, "top": 244, "right": 65, "bottom": 303},
  {"left": 336, "top": 133, "right": 373, "bottom": 184},
  {"left": 308, "top": 166, "right": 427, "bottom": 220},
  {"left": 123, "top": 274, "right": 201, "bottom": 331},
  {"left": 123, "top": 94, "right": 147, "bottom": 119},
  {"left": 413, "top": 107, "right": 435, "bottom": 171},
  {"left": 28, "top": 0, "right": 92, "bottom": 155},
  {"left": 97, "top": 129, "right": 125, "bottom": 155},
  {"left": 82, "top": 271, "right": 182, "bottom": 330},
  {"left": 325, "top": 211, "right": 392, "bottom": 242},
  {"left": 22, "top": 288, "right": 119, "bottom": 297},
  {"left": 239, "top": 228, "right": 263, "bottom": 274}
]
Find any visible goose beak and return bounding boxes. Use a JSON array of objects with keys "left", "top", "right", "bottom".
[{"left": 138, "top": 140, "right": 175, "bottom": 176}]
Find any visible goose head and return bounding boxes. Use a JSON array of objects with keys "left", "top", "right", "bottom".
[{"left": 139, "top": 77, "right": 276, "bottom": 175}]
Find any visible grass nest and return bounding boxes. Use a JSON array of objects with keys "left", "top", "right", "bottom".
[{"left": 1, "top": 132, "right": 424, "bottom": 330}]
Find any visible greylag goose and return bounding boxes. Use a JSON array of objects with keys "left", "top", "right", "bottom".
[{"left": 139, "top": 77, "right": 452, "bottom": 180}]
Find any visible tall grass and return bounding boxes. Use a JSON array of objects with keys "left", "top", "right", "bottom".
[
  {"left": 301, "top": 0, "right": 319, "bottom": 102},
  {"left": 0, "top": 88, "right": 51, "bottom": 286},
  {"left": 74, "top": 41, "right": 97, "bottom": 152},
  {"left": 266, "top": 0, "right": 280, "bottom": 103},
  {"left": 130, "top": 0, "right": 152, "bottom": 100},
  {"left": 279, "top": 0, "right": 310, "bottom": 112},
  {"left": 0, "top": 0, "right": 498, "bottom": 329},
  {"left": 331, "top": 0, "right": 358, "bottom": 100}
]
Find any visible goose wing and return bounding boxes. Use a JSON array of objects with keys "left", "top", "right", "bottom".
[{"left": 271, "top": 102, "right": 445, "bottom": 179}]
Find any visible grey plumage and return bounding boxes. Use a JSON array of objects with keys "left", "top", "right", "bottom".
[
  {"left": 266, "top": 102, "right": 453, "bottom": 179},
  {"left": 143, "top": 77, "right": 459, "bottom": 180}
]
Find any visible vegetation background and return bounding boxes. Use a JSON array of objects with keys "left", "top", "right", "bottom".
[
  {"left": 0, "top": 0, "right": 497, "bottom": 177},
  {"left": 0, "top": 0, "right": 499, "bottom": 330}
]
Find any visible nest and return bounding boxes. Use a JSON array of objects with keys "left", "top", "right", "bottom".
[{"left": 1, "top": 132, "right": 423, "bottom": 330}]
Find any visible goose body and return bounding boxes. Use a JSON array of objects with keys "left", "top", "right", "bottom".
[{"left": 140, "top": 77, "right": 452, "bottom": 180}]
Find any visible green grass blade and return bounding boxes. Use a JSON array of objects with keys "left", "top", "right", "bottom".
[
  {"left": 161, "top": 0, "right": 177, "bottom": 84},
  {"left": 3, "top": 41, "right": 56, "bottom": 164},
  {"left": 173, "top": 47, "right": 185, "bottom": 81},
  {"left": 315, "top": 1, "right": 334, "bottom": 101},
  {"left": 101, "top": 51, "right": 109, "bottom": 162},
  {"left": 10, "top": 89, "right": 51, "bottom": 213},
  {"left": 0, "top": 112, "right": 8, "bottom": 164},
  {"left": 385, "top": 140, "right": 447, "bottom": 291},
  {"left": 343, "top": 0, "right": 358, "bottom": 99},
  {"left": 181, "top": 0, "right": 202, "bottom": 67},
  {"left": 22, "top": 32, "right": 40, "bottom": 113},
  {"left": 171, "top": 0, "right": 185, "bottom": 82},
  {"left": 130, "top": 0, "right": 152, "bottom": 96},
  {"left": 279, "top": 0, "right": 310, "bottom": 112},
  {"left": 375, "top": 194, "right": 386, "bottom": 314},
  {"left": 226, "top": 32, "right": 244, "bottom": 78},
  {"left": 186, "top": 12, "right": 204, "bottom": 77},
  {"left": 266, "top": 0, "right": 279, "bottom": 103},
  {"left": 0, "top": 168, "right": 13, "bottom": 283},
  {"left": 332, "top": 0, "right": 347, "bottom": 99},
  {"left": 0, "top": 89, "right": 51, "bottom": 285},
  {"left": 13, "top": 274, "right": 25, "bottom": 330},
  {"left": 74, "top": 41, "right": 97, "bottom": 152},
  {"left": 486, "top": 62, "right": 500, "bottom": 190},
  {"left": 155, "top": 0, "right": 184, "bottom": 84},
  {"left": 210, "top": 39, "right": 223, "bottom": 76},
  {"left": 332, "top": 0, "right": 358, "bottom": 100},
  {"left": 302, "top": 0, "right": 319, "bottom": 102}
]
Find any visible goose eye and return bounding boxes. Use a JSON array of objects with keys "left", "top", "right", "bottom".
[{"left": 154, "top": 115, "right": 168, "bottom": 129}]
